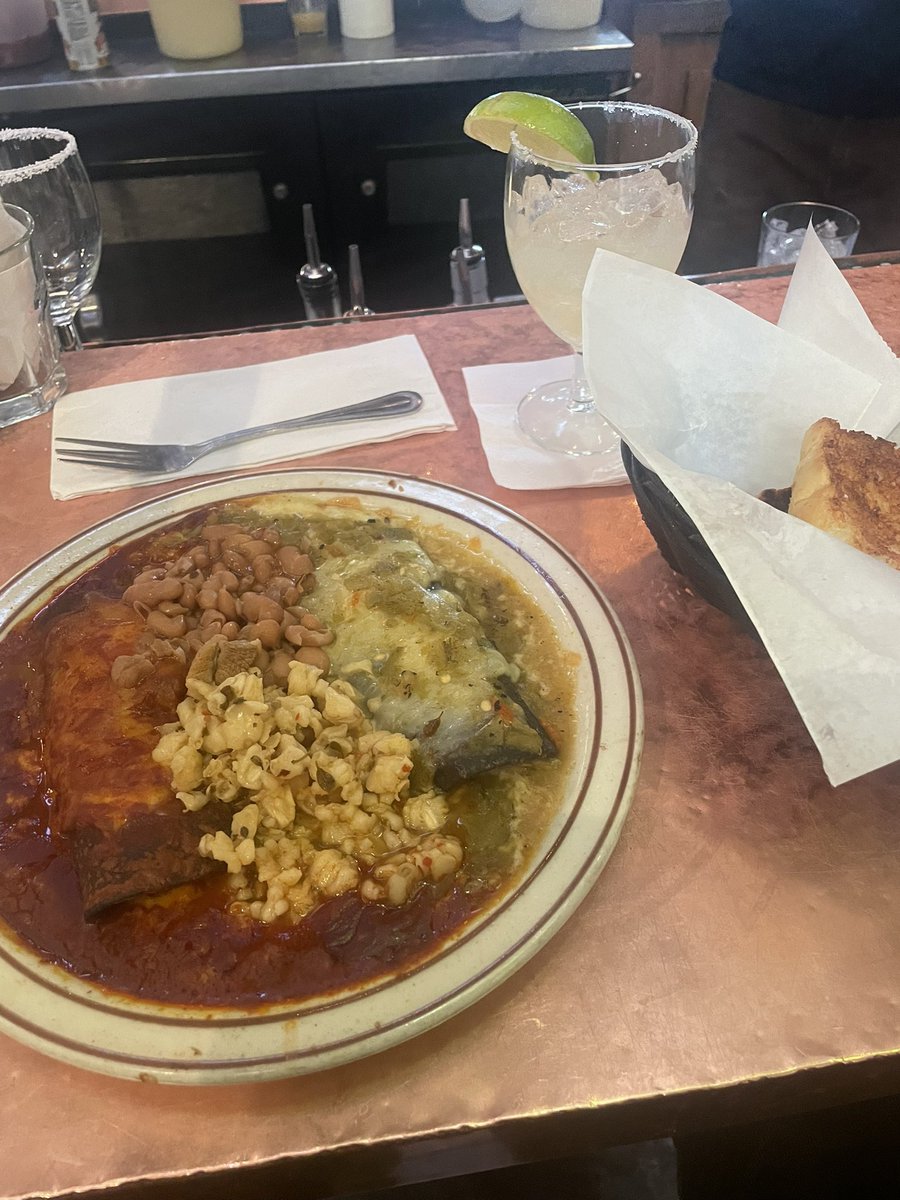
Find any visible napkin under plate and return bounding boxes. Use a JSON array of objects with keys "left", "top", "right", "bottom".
[{"left": 51, "top": 335, "right": 455, "bottom": 500}]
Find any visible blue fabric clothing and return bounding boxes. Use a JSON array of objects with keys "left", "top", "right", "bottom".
[{"left": 715, "top": 0, "right": 900, "bottom": 118}]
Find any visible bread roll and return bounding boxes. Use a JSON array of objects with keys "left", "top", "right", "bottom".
[{"left": 789, "top": 417, "right": 900, "bottom": 570}]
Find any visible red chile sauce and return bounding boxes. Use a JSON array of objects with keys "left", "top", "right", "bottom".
[{"left": 0, "top": 520, "right": 489, "bottom": 1007}]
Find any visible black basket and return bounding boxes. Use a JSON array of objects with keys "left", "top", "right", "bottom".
[{"left": 621, "top": 443, "right": 756, "bottom": 632}]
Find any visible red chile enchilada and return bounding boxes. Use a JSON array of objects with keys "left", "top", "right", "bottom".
[{"left": 0, "top": 497, "right": 574, "bottom": 1007}]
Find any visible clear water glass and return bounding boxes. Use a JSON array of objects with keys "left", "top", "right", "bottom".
[
  {"left": 0, "top": 127, "right": 102, "bottom": 351},
  {"left": 504, "top": 101, "right": 697, "bottom": 459},
  {"left": 0, "top": 204, "right": 66, "bottom": 428},
  {"left": 757, "top": 202, "right": 860, "bottom": 268}
]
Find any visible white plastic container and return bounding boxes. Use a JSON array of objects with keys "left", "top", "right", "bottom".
[
  {"left": 463, "top": 0, "right": 522, "bottom": 21},
  {"left": 521, "top": 0, "right": 602, "bottom": 30},
  {"left": 338, "top": 0, "right": 395, "bottom": 39},
  {"left": 149, "top": 0, "right": 243, "bottom": 60}
]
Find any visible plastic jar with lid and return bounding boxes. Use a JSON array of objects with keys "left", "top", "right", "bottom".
[
  {"left": 149, "top": 0, "right": 244, "bottom": 60},
  {"left": 0, "top": 0, "right": 53, "bottom": 69},
  {"left": 463, "top": 0, "right": 523, "bottom": 21},
  {"left": 521, "top": 0, "right": 603, "bottom": 30}
]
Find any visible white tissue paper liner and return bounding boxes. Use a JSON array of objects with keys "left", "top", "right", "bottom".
[{"left": 582, "top": 231, "right": 900, "bottom": 786}]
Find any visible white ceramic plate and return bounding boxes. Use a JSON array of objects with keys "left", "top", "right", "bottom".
[{"left": 0, "top": 469, "right": 642, "bottom": 1084}]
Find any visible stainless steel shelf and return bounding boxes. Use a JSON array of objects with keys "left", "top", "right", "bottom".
[{"left": 0, "top": 12, "right": 632, "bottom": 114}]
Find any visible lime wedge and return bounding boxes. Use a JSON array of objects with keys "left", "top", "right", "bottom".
[{"left": 463, "top": 91, "right": 595, "bottom": 165}]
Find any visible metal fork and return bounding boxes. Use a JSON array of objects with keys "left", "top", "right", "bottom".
[{"left": 55, "top": 390, "right": 424, "bottom": 474}]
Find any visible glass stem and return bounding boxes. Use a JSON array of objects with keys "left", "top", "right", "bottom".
[
  {"left": 57, "top": 321, "right": 83, "bottom": 352},
  {"left": 568, "top": 351, "right": 596, "bottom": 414}
]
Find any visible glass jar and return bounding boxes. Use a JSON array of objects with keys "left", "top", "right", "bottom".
[
  {"left": 149, "top": 0, "right": 244, "bottom": 61},
  {"left": 0, "top": 0, "right": 53, "bottom": 69},
  {"left": 289, "top": 0, "right": 328, "bottom": 36}
]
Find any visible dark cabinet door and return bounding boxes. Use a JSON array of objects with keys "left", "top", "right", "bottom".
[
  {"left": 28, "top": 93, "right": 325, "bottom": 340},
  {"left": 13, "top": 69, "right": 628, "bottom": 339},
  {"left": 315, "top": 74, "right": 627, "bottom": 313}
]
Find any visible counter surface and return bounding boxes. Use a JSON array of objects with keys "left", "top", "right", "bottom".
[{"left": 2, "top": 263, "right": 900, "bottom": 1199}]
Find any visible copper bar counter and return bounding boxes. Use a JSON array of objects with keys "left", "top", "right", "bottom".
[{"left": 2, "top": 261, "right": 900, "bottom": 1200}]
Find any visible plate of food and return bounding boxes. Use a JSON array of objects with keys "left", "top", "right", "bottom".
[{"left": 0, "top": 469, "right": 641, "bottom": 1084}]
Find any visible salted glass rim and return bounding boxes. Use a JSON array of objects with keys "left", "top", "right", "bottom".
[
  {"left": 0, "top": 127, "right": 78, "bottom": 186},
  {"left": 509, "top": 100, "right": 698, "bottom": 173}
]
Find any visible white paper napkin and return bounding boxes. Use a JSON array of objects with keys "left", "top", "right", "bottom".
[
  {"left": 51, "top": 334, "right": 455, "bottom": 500},
  {"left": 581, "top": 233, "right": 900, "bottom": 787},
  {"left": 462, "top": 355, "right": 628, "bottom": 490}
]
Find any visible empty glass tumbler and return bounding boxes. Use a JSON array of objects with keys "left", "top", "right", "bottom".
[
  {"left": 0, "top": 127, "right": 101, "bottom": 350},
  {"left": 757, "top": 202, "right": 860, "bottom": 267},
  {"left": 0, "top": 204, "right": 67, "bottom": 428}
]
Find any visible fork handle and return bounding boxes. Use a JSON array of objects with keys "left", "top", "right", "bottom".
[{"left": 196, "top": 390, "right": 424, "bottom": 456}]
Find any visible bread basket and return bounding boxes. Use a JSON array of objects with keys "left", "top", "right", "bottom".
[{"left": 621, "top": 443, "right": 756, "bottom": 631}]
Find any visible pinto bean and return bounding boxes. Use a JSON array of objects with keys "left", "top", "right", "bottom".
[
  {"left": 268, "top": 650, "right": 294, "bottom": 684},
  {"left": 282, "top": 585, "right": 302, "bottom": 607},
  {"left": 148, "top": 636, "right": 184, "bottom": 659},
  {"left": 184, "top": 629, "right": 205, "bottom": 652},
  {"left": 189, "top": 546, "right": 210, "bottom": 569},
  {"left": 298, "top": 628, "right": 334, "bottom": 647},
  {"left": 300, "top": 612, "right": 325, "bottom": 631},
  {"left": 264, "top": 586, "right": 284, "bottom": 605},
  {"left": 222, "top": 532, "right": 252, "bottom": 551},
  {"left": 299, "top": 573, "right": 316, "bottom": 595},
  {"left": 180, "top": 581, "right": 198, "bottom": 610},
  {"left": 209, "top": 568, "right": 240, "bottom": 593},
  {"left": 216, "top": 588, "right": 237, "bottom": 620},
  {"left": 134, "top": 566, "right": 167, "bottom": 585},
  {"left": 240, "top": 593, "right": 283, "bottom": 624},
  {"left": 234, "top": 539, "right": 272, "bottom": 560},
  {"left": 199, "top": 625, "right": 225, "bottom": 643},
  {"left": 197, "top": 586, "right": 220, "bottom": 611},
  {"left": 283, "top": 624, "right": 306, "bottom": 648},
  {"left": 261, "top": 527, "right": 282, "bottom": 548},
  {"left": 156, "top": 601, "right": 187, "bottom": 617},
  {"left": 220, "top": 621, "right": 241, "bottom": 640},
  {"left": 202, "top": 523, "right": 244, "bottom": 541},
  {"left": 251, "top": 553, "right": 276, "bottom": 584},
  {"left": 123, "top": 577, "right": 183, "bottom": 607},
  {"left": 243, "top": 619, "right": 282, "bottom": 649},
  {"left": 222, "top": 549, "right": 249, "bottom": 575},
  {"left": 111, "top": 654, "right": 153, "bottom": 688},
  {"left": 278, "top": 546, "right": 313, "bottom": 578},
  {"left": 199, "top": 608, "right": 225, "bottom": 628},
  {"left": 294, "top": 646, "right": 330, "bottom": 673},
  {"left": 171, "top": 554, "right": 194, "bottom": 576},
  {"left": 146, "top": 610, "right": 188, "bottom": 638}
]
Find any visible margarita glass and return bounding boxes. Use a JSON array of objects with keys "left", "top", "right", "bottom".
[{"left": 505, "top": 101, "right": 697, "bottom": 459}]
